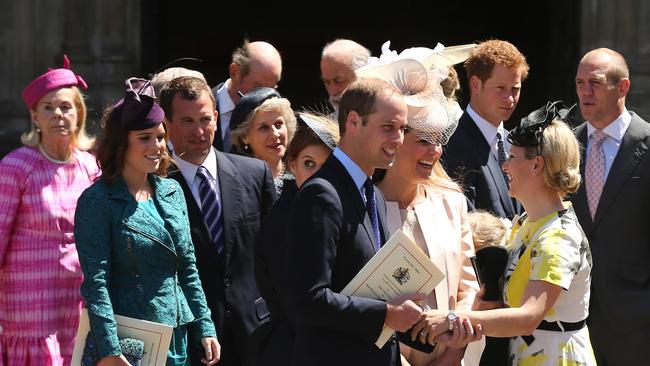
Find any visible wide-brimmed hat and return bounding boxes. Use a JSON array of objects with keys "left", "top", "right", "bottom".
[
  {"left": 22, "top": 55, "right": 88, "bottom": 109},
  {"left": 356, "top": 41, "right": 475, "bottom": 145}
]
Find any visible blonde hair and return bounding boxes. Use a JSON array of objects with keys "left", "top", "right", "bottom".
[
  {"left": 21, "top": 86, "right": 94, "bottom": 151},
  {"left": 467, "top": 210, "right": 507, "bottom": 251},
  {"left": 524, "top": 119, "right": 581, "bottom": 196},
  {"left": 230, "top": 97, "right": 297, "bottom": 156},
  {"left": 423, "top": 161, "right": 462, "bottom": 192}
]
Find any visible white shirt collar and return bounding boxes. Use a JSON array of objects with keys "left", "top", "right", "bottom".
[
  {"left": 217, "top": 80, "right": 235, "bottom": 115},
  {"left": 466, "top": 104, "right": 506, "bottom": 144},
  {"left": 172, "top": 147, "right": 218, "bottom": 184},
  {"left": 332, "top": 147, "right": 369, "bottom": 193},
  {"left": 586, "top": 109, "right": 631, "bottom": 142}
]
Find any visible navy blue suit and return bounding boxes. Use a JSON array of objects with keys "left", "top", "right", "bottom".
[
  {"left": 443, "top": 111, "right": 519, "bottom": 219},
  {"left": 169, "top": 150, "right": 276, "bottom": 366},
  {"left": 284, "top": 155, "right": 399, "bottom": 366}
]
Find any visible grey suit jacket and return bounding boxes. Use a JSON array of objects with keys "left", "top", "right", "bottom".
[{"left": 571, "top": 112, "right": 650, "bottom": 365}]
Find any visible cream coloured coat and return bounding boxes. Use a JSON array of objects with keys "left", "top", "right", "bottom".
[{"left": 384, "top": 185, "right": 484, "bottom": 366}]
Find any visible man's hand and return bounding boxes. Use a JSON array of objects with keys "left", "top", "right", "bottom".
[{"left": 385, "top": 294, "right": 426, "bottom": 332}]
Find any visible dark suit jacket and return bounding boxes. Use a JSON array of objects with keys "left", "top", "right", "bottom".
[
  {"left": 169, "top": 150, "right": 276, "bottom": 365},
  {"left": 570, "top": 112, "right": 650, "bottom": 365},
  {"left": 211, "top": 82, "right": 226, "bottom": 151},
  {"left": 284, "top": 155, "right": 398, "bottom": 366},
  {"left": 443, "top": 111, "right": 519, "bottom": 219},
  {"left": 248, "top": 178, "right": 298, "bottom": 366}
]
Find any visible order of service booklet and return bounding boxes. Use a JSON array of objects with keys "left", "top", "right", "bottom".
[
  {"left": 71, "top": 308, "right": 173, "bottom": 366},
  {"left": 341, "top": 229, "right": 445, "bottom": 348}
]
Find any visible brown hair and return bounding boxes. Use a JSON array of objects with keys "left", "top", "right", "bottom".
[
  {"left": 95, "top": 104, "right": 171, "bottom": 184},
  {"left": 464, "top": 40, "right": 529, "bottom": 84},
  {"left": 337, "top": 78, "right": 401, "bottom": 135},
  {"left": 441, "top": 66, "right": 460, "bottom": 101},
  {"left": 285, "top": 112, "right": 339, "bottom": 165},
  {"left": 158, "top": 76, "right": 215, "bottom": 120},
  {"left": 232, "top": 39, "right": 253, "bottom": 79}
]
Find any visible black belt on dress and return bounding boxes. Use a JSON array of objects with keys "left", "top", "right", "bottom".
[{"left": 520, "top": 319, "right": 586, "bottom": 345}]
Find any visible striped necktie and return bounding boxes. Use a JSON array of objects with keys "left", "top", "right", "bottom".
[
  {"left": 497, "top": 132, "right": 509, "bottom": 186},
  {"left": 196, "top": 166, "right": 224, "bottom": 254}
]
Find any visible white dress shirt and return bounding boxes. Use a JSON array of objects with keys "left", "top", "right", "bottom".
[
  {"left": 217, "top": 80, "right": 235, "bottom": 139},
  {"left": 466, "top": 104, "right": 511, "bottom": 158},
  {"left": 586, "top": 109, "right": 631, "bottom": 181},
  {"left": 332, "top": 147, "right": 371, "bottom": 203},
  {"left": 172, "top": 147, "right": 221, "bottom": 208}
]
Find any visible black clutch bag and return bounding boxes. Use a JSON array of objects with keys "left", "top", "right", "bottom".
[
  {"left": 470, "top": 246, "right": 508, "bottom": 301},
  {"left": 81, "top": 333, "right": 145, "bottom": 366}
]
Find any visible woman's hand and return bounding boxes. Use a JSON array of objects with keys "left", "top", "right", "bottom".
[
  {"left": 472, "top": 285, "right": 504, "bottom": 311},
  {"left": 201, "top": 336, "right": 221, "bottom": 365},
  {"left": 97, "top": 354, "right": 131, "bottom": 366},
  {"left": 410, "top": 309, "right": 448, "bottom": 345},
  {"left": 436, "top": 317, "right": 483, "bottom": 349}
]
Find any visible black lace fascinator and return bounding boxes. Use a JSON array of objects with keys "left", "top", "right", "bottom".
[{"left": 507, "top": 101, "right": 577, "bottom": 155}]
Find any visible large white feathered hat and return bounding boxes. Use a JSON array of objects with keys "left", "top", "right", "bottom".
[{"left": 355, "top": 41, "right": 475, "bottom": 145}]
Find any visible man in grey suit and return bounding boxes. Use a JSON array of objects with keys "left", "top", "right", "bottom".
[{"left": 571, "top": 48, "right": 650, "bottom": 366}]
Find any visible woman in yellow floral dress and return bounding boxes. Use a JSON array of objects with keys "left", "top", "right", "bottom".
[{"left": 413, "top": 102, "right": 596, "bottom": 366}]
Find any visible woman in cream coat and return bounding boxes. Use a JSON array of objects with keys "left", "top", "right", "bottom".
[{"left": 376, "top": 115, "right": 484, "bottom": 366}]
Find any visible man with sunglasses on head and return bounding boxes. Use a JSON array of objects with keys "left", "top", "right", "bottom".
[
  {"left": 211, "top": 40, "right": 282, "bottom": 152},
  {"left": 571, "top": 48, "right": 650, "bottom": 366},
  {"left": 442, "top": 39, "right": 529, "bottom": 366}
]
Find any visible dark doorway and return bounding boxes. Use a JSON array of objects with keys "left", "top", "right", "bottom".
[{"left": 142, "top": 0, "right": 581, "bottom": 127}]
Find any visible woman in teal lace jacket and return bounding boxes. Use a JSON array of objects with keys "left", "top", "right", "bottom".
[{"left": 74, "top": 78, "right": 219, "bottom": 366}]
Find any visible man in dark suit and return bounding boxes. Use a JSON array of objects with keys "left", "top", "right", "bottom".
[
  {"left": 443, "top": 39, "right": 529, "bottom": 221},
  {"left": 212, "top": 40, "right": 282, "bottom": 152},
  {"left": 159, "top": 76, "right": 277, "bottom": 366},
  {"left": 442, "top": 39, "right": 529, "bottom": 366},
  {"left": 284, "top": 78, "right": 424, "bottom": 366},
  {"left": 571, "top": 48, "right": 650, "bottom": 366}
]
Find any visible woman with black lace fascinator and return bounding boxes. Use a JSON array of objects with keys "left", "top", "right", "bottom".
[{"left": 414, "top": 101, "right": 597, "bottom": 366}]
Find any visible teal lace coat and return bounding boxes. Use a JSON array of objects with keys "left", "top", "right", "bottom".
[{"left": 74, "top": 174, "right": 216, "bottom": 358}]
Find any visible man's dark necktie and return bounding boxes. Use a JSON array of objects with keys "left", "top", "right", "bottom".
[
  {"left": 196, "top": 166, "right": 224, "bottom": 254},
  {"left": 496, "top": 132, "right": 509, "bottom": 186},
  {"left": 363, "top": 178, "right": 381, "bottom": 251}
]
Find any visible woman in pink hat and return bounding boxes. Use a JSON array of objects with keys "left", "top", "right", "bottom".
[{"left": 0, "top": 55, "right": 100, "bottom": 365}]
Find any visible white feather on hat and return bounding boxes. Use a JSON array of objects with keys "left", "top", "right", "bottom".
[{"left": 355, "top": 41, "right": 475, "bottom": 145}]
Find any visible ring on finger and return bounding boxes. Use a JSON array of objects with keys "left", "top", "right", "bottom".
[{"left": 420, "top": 329, "right": 428, "bottom": 337}]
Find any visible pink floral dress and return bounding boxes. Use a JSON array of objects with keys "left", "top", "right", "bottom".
[{"left": 0, "top": 146, "right": 99, "bottom": 366}]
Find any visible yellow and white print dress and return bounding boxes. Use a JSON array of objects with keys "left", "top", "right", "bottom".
[{"left": 503, "top": 204, "right": 596, "bottom": 366}]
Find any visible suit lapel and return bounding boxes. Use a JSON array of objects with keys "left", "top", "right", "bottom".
[
  {"left": 216, "top": 151, "right": 242, "bottom": 266},
  {"left": 572, "top": 124, "right": 592, "bottom": 231},
  {"left": 593, "top": 115, "right": 649, "bottom": 226},
  {"left": 414, "top": 199, "right": 449, "bottom": 310},
  {"left": 462, "top": 115, "right": 515, "bottom": 217},
  {"left": 169, "top": 169, "right": 212, "bottom": 250},
  {"left": 326, "top": 156, "right": 379, "bottom": 253}
]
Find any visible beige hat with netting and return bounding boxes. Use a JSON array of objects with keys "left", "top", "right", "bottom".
[{"left": 356, "top": 41, "right": 475, "bottom": 144}]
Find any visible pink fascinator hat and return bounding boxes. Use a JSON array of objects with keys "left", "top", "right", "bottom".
[{"left": 22, "top": 55, "right": 88, "bottom": 109}]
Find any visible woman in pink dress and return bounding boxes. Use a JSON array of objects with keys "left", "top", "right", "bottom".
[{"left": 0, "top": 56, "right": 99, "bottom": 365}]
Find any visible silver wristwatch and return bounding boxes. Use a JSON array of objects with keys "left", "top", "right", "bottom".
[{"left": 447, "top": 310, "right": 457, "bottom": 331}]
